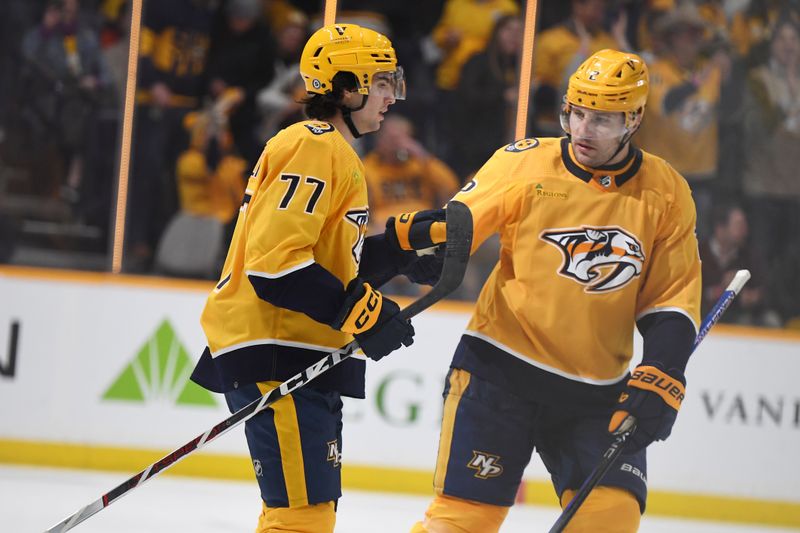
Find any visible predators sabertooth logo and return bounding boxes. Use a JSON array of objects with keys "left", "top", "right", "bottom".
[
  {"left": 345, "top": 208, "right": 369, "bottom": 268},
  {"left": 541, "top": 226, "right": 645, "bottom": 293}
]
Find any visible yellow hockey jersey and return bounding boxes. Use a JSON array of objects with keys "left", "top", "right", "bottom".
[
  {"left": 201, "top": 120, "right": 368, "bottom": 359},
  {"left": 452, "top": 137, "right": 701, "bottom": 385}
]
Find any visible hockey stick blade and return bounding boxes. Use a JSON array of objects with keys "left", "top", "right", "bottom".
[
  {"left": 548, "top": 269, "right": 751, "bottom": 533},
  {"left": 44, "top": 200, "right": 472, "bottom": 533}
]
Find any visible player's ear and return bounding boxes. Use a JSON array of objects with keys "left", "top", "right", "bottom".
[
  {"left": 629, "top": 108, "right": 645, "bottom": 130},
  {"left": 341, "top": 89, "right": 365, "bottom": 109}
]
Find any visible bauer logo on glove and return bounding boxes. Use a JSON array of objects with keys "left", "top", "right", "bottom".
[
  {"left": 609, "top": 362, "right": 687, "bottom": 452},
  {"left": 626, "top": 365, "right": 685, "bottom": 410}
]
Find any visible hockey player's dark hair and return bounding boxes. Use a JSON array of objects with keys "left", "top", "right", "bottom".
[{"left": 302, "top": 72, "right": 359, "bottom": 120}]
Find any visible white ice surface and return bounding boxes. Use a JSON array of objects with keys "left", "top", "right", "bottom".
[{"left": 2, "top": 465, "right": 796, "bottom": 533}]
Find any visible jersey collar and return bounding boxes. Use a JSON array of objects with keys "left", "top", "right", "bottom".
[{"left": 560, "top": 137, "right": 643, "bottom": 189}]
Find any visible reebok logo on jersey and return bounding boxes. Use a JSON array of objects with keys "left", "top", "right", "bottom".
[
  {"left": 541, "top": 226, "right": 645, "bottom": 293},
  {"left": 505, "top": 138, "right": 539, "bottom": 152},
  {"left": 467, "top": 451, "right": 504, "bottom": 479}
]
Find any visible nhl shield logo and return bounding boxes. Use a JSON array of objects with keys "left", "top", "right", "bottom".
[{"left": 540, "top": 226, "right": 645, "bottom": 292}]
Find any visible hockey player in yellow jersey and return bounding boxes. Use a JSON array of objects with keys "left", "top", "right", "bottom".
[
  {"left": 190, "top": 24, "right": 441, "bottom": 533},
  {"left": 408, "top": 49, "right": 702, "bottom": 532}
]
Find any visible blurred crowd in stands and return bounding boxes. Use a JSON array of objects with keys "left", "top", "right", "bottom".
[{"left": 0, "top": 0, "right": 799, "bottom": 329}]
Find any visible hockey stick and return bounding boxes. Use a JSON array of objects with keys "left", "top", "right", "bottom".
[
  {"left": 548, "top": 269, "right": 751, "bottom": 533},
  {"left": 45, "top": 201, "right": 473, "bottom": 533}
]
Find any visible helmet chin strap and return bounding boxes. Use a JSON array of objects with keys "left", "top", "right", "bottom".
[
  {"left": 603, "top": 134, "right": 631, "bottom": 166},
  {"left": 340, "top": 94, "right": 369, "bottom": 139},
  {"left": 595, "top": 118, "right": 640, "bottom": 167},
  {"left": 602, "top": 111, "right": 642, "bottom": 166}
]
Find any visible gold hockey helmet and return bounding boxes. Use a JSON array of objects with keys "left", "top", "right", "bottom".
[
  {"left": 564, "top": 49, "right": 649, "bottom": 130},
  {"left": 299, "top": 23, "right": 405, "bottom": 100}
]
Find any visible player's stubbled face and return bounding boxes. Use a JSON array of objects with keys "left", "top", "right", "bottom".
[
  {"left": 569, "top": 106, "right": 627, "bottom": 167},
  {"left": 353, "top": 74, "right": 397, "bottom": 134}
]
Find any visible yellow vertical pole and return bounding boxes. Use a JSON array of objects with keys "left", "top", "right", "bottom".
[
  {"left": 324, "top": 0, "right": 338, "bottom": 26},
  {"left": 515, "top": 0, "right": 539, "bottom": 140},
  {"left": 111, "top": 0, "right": 143, "bottom": 274}
]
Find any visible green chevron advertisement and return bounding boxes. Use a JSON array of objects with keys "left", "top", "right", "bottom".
[{"left": 102, "top": 320, "right": 217, "bottom": 407}]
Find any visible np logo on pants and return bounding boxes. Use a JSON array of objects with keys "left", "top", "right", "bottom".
[
  {"left": 467, "top": 451, "right": 504, "bottom": 479},
  {"left": 327, "top": 440, "right": 341, "bottom": 468}
]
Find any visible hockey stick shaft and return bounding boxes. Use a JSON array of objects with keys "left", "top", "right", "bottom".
[
  {"left": 548, "top": 269, "right": 751, "bottom": 533},
  {"left": 45, "top": 201, "right": 473, "bottom": 533}
]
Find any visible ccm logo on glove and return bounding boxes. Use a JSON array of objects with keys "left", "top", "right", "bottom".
[{"left": 337, "top": 283, "right": 382, "bottom": 334}]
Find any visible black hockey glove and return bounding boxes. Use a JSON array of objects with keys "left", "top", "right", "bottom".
[
  {"left": 608, "top": 362, "right": 686, "bottom": 453},
  {"left": 331, "top": 278, "right": 414, "bottom": 361},
  {"left": 385, "top": 209, "right": 447, "bottom": 285},
  {"left": 400, "top": 247, "right": 445, "bottom": 285}
]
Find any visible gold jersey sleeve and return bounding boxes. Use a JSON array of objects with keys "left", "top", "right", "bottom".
[
  {"left": 201, "top": 121, "right": 369, "bottom": 356},
  {"left": 451, "top": 141, "right": 535, "bottom": 254},
  {"left": 635, "top": 162, "right": 702, "bottom": 324},
  {"left": 451, "top": 137, "right": 701, "bottom": 383}
]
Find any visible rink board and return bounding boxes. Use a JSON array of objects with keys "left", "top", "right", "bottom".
[{"left": 1, "top": 266, "right": 799, "bottom": 528}]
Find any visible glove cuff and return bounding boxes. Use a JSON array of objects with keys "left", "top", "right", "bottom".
[
  {"left": 387, "top": 210, "right": 447, "bottom": 251},
  {"left": 331, "top": 280, "right": 383, "bottom": 334},
  {"left": 628, "top": 364, "right": 686, "bottom": 411}
]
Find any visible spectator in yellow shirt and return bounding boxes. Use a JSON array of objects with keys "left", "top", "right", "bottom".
[
  {"left": 175, "top": 89, "right": 247, "bottom": 224},
  {"left": 363, "top": 114, "right": 460, "bottom": 233},
  {"left": 431, "top": 0, "right": 520, "bottom": 92},
  {"left": 534, "top": 0, "right": 630, "bottom": 100},
  {"left": 635, "top": 4, "right": 732, "bottom": 238}
]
